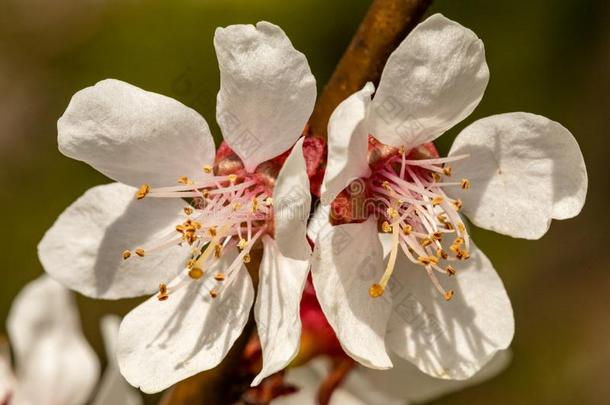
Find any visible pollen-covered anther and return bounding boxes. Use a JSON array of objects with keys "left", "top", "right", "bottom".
[
  {"left": 135, "top": 248, "right": 145, "bottom": 257},
  {"left": 177, "top": 176, "right": 192, "bottom": 185},
  {"left": 431, "top": 231, "right": 443, "bottom": 241},
  {"left": 251, "top": 197, "right": 259, "bottom": 213},
  {"left": 442, "top": 166, "right": 452, "bottom": 176},
  {"left": 202, "top": 165, "right": 213, "bottom": 174},
  {"left": 460, "top": 178, "right": 471, "bottom": 189},
  {"left": 444, "top": 290, "right": 455, "bottom": 301},
  {"left": 214, "top": 244, "right": 222, "bottom": 258},
  {"left": 420, "top": 237, "right": 433, "bottom": 247},
  {"left": 457, "top": 223, "right": 466, "bottom": 233},
  {"left": 243, "top": 254, "right": 251, "bottom": 264},
  {"left": 122, "top": 250, "right": 131, "bottom": 260},
  {"left": 209, "top": 289, "right": 218, "bottom": 298},
  {"left": 183, "top": 207, "right": 193, "bottom": 216},
  {"left": 188, "top": 267, "right": 204, "bottom": 280},
  {"left": 446, "top": 265, "right": 456, "bottom": 276},
  {"left": 157, "top": 283, "right": 169, "bottom": 301},
  {"left": 402, "top": 224, "right": 413, "bottom": 235},
  {"left": 135, "top": 184, "right": 150, "bottom": 200},
  {"left": 368, "top": 283, "right": 384, "bottom": 298},
  {"left": 228, "top": 174, "right": 238, "bottom": 185},
  {"left": 431, "top": 196, "right": 444, "bottom": 206},
  {"left": 237, "top": 238, "right": 248, "bottom": 250},
  {"left": 386, "top": 207, "right": 399, "bottom": 219},
  {"left": 437, "top": 248, "right": 448, "bottom": 260},
  {"left": 382, "top": 181, "right": 392, "bottom": 191},
  {"left": 264, "top": 197, "right": 273, "bottom": 206},
  {"left": 456, "top": 249, "right": 470, "bottom": 260},
  {"left": 214, "top": 273, "right": 225, "bottom": 281},
  {"left": 418, "top": 256, "right": 439, "bottom": 266},
  {"left": 231, "top": 202, "right": 242, "bottom": 211},
  {"left": 452, "top": 199, "right": 463, "bottom": 211},
  {"left": 432, "top": 172, "right": 441, "bottom": 182},
  {"left": 382, "top": 221, "right": 393, "bottom": 233},
  {"left": 207, "top": 227, "right": 217, "bottom": 238}
]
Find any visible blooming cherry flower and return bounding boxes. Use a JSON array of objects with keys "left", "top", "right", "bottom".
[
  {"left": 38, "top": 21, "right": 316, "bottom": 392},
  {"left": 311, "top": 13, "right": 587, "bottom": 380},
  {"left": 1, "top": 276, "right": 141, "bottom": 405}
]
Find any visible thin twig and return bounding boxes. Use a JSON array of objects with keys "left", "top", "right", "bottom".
[{"left": 308, "top": 0, "right": 432, "bottom": 140}]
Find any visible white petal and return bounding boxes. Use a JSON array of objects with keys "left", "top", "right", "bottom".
[
  {"left": 38, "top": 183, "right": 191, "bottom": 299},
  {"left": 386, "top": 241, "right": 513, "bottom": 379},
  {"left": 7, "top": 276, "right": 100, "bottom": 405},
  {"left": 306, "top": 204, "right": 331, "bottom": 243},
  {"left": 367, "top": 13, "right": 489, "bottom": 148},
  {"left": 91, "top": 316, "right": 142, "bottom": 405},
  {"left": 58, "top": 79, "right": 216, "bottom": 187},
  {"left": 215, "top": 21, "right": 316, "bottom": 172},
  {"left": 273, "top": 137, "right": 312, "bottom": 260},
  {"left": 0, "top": 339, "right": 16, "bottom": 404},
  {"left": 352, "top": 350, "right": 511, "bottom": 403},
  {"left": 252, "top": 236, "right": 310, "bottom": 386},
  {"left": 311, "top": 219, "right": 392, "bottom": 369},
  {"left": 320, "top": 83, "right": 374, "bottom": 205},
  {"left": 449, "top": 112, "right": 588, "bottom": 239},
  {"left": 117, "top": 247, "right": 254, "bottom": 393}
]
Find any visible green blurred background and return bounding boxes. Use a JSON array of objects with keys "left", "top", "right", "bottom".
[{"left": 1, "top": 0, "right": 608, "bottom": 403}]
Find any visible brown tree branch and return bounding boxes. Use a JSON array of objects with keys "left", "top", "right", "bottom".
[
  {"left": 308, "top": 0, "right": 432, "bottom": 140},
  {"left": 160, "top": 1, "right": 431, "bottom": 403}
]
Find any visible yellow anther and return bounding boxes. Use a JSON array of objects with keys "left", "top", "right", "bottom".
[
  {"left": 122, "top": 250, "right": 131, "bottom": 260},
  {"left": 443, "top": 166, "right": 452, "bottom": 176},
  {"left": 402, "top": 224, "right": 413, "bottom": 235},
  {"left": 228, "top": 174, "right": 238, "bottom": 184},
  {"left": 382, "top": 221, "right": 393, "bottom": 233},
  {"left": 135, "top": 248, "right": 145, "bottom": 257},
  {"left": 452, "top": 199, "right": 463, "bottom": 211},
  {"left": 418, "top": 256, "right": 432, "bottom": 265},
  {"left": 186, "top": 259, "right": 196, "bottom": 268},
  {"left": 437, "top": 214, "right": 448, "bottom": 223},
  {"left": 431, "top": 197, "right": 444, "bottom": 206},
  {"left": 445, "top": 222, "right": 455, "bottom": 230},
  {"left": 243, "top": 254, "right": 251, "bottom": 264},
  {"left": 399, "top": 145, "right": 406, "bottom": 155},
  {"left": 437, "top": 249, "right": 448, "bottom": 260},
  {"left": 453, "top": 237, "right": 465, "bottom": 246},
  {"left": 420, "top": 238, "right": 433, "bottom": 247},
  {"left": 208, "top": 227, "right": 217, "bottom": 238},
  {"left": 382, "top": 181, "right": 392, "bottom": 191},
  {"left": 157, "top": 283, "right": 169, "bottom": 301},
  {"left": 456, "top": 249, "right": 470, "bottom": 260},
  {"left": 188, "top": 267, "right": 204, "bottom": 280},
  {"left": 386, "top": 207, "right": 399, "bottom": 219},
  {"left": 232, "top": 202, "right": 242, "bottom": 211},
  {"left": 202, "top": 165, "right": 213, "bottom": 174},
  {"left": 177, "top": 176, "right": 192, "bottom": 185},
  {"left": 460, "top": 178, "right": 471, "bottom": 189},
  {"left": 136, "top": 184, "right": 150, "bottom": 200},
  {"left": 431, "top": 231, "right": 443, "bottom": 241},
  {"left": 209, "top": 289, "right": 218, "bottom": 298},
  {"left": 251, "top": 198, "right": 259, "bottom": 213},
  {"left": 264, "top": 197, "right": 274, "bottom": 206},
  {"left": 446, "top": 265, "right": 456, "bottom": 276},
  {"left": 214, "top": 273, "right": 225, "bottom": 281},
  {"left": 238, "top": 239, "right": 248, "bottom": 250},
  {"left": 444, "top": 290, "right": 455, "bottom": 301},
  {"left": 368, "top": 283, "right": 385, "bottom": 298},
  {"left": 202, "top": 189, "right": 210, "bottom": 198},
  {"left": 214, "top": 244, "right": 222, "bottom": 258},
  {"left": 457, "top": 223, "right": 466, "bottom": 233},
  {"left": 183, "top": 207, "right": 193, "bottom": 215},
  {"left": 432, "top": 172, "right": 441, "bottom": 182}
]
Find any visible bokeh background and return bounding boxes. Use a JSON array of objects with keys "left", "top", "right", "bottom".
[{"left": 1, "top": 0, "right": 608, "bottom": 403}]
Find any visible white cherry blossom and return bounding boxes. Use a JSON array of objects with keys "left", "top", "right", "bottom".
[
  {"left": 38, "top": 21, "right": 315, "bottom": 393},
  {"left": 312, "top": 13, "right": 587, "bottom": 381}
]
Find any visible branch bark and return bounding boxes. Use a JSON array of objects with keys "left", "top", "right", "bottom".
[
  {"left": 308, "top": 0, "right": 432, "bottom": 140},
  {"left": 161, "top": 1, "right": 431, "bottom": 403}
]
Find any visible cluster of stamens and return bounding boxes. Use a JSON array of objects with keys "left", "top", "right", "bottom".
[
  {"left": 367, "top": 150, "right": 472, "bottom": 301},
  {"left": 123, "top": 165, "right": 272, "bottom": 301}
]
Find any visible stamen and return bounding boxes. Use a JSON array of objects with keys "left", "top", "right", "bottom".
[
  {"left": 136, "top": 184, "right": 150, "bottom": 199},
  {"left": 188, "top": 267, "right": 204, "bottom": 279},
  {"left": 442, "top": 166, "right": 452, "bottom": 176},
  {"left": 122, "top": 250, "right": 131, "bottom": 260},
  {"left": 382, "top": 221, "right": 393, "bottom": 233},
  {"left": 460, "top": 178, "right": 471, "bottom": 189},
  {"left": 135, "top": 248, "right": 145, "bottom": 257},
  {"left": 203, "top": 165, "right": 213, "bottom": 174},
  {"left": 157, "top": 283, "right": 169, "bottom": 301},
  {"left": 214, "top": 273, "right": 225, "bottom": 281},
  {"left": 369, "top": 224, "right": 400, "bottom": 298}
]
